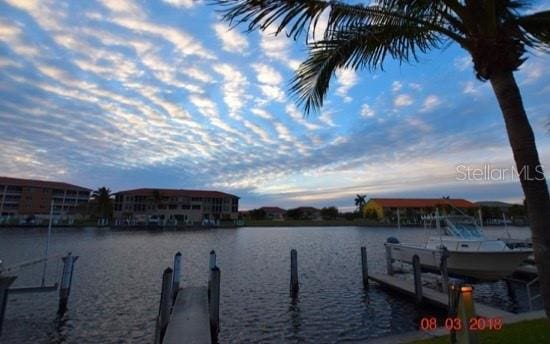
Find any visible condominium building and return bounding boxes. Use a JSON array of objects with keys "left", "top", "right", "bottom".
[
  {"left": 113, "top": 188, "right": 239, "bottom": 224},
  {"left": 0, "top": 176, "right": 91, "bottom": 219}
]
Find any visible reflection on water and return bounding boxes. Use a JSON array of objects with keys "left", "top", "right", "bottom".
[{"left": 0, "top": 226, "right": 533, "bottom": 343}]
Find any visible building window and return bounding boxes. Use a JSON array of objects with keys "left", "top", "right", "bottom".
[
  {"left": 192, "top": 204, "right": 201, "bottom": 210},
  {"left": 191, "top": 197, "right": 201, "bottom": 202},
  {"left": 169, "top": 204, "right": 177, "bottom": 210},
  {"left": 182, "top": 205, "right": 190, "bottom": 210}
]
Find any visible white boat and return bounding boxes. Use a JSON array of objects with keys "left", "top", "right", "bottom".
[{"left": 385, "top": 214, "right": 532, "bottom": 281}]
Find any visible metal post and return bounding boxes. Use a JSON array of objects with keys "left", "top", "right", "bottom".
[
  {"left": 440, "top": 247, "right": 450, "bottom": 294},
  {"left": 396, "top": 208, "right": 401, "bottom": 230},
  {"left": 385, "top": 245, "right": 394, "bottom": 275},
  {"left": 503, "top": 212, "right": 511, "bottom": 238},
  {"left": 209, "top": 250, "right": 216, "bottom": 270},
  {"left": 172, "top": 252, "right": 181, "bottom": 304},
  {"left": 0, "top": 275, "right": 17, "bottom": 336},
  {"left": 290, "top": 249, "right": 299, "bottom": 296},
  {"left": 41, "top": 200, "right": 54, "bottom": 287},
  {"left": 361, "top": 246, "right": 368, "bottom": 288},
  {"left": 478, "top": 208, "right": 483, "bottom": 229},
  {"left": 412, "top": 255, "right": 423, "bottom": 304},
  {"left": 209, "top": 266, "right": 220, "bottom": 341}
]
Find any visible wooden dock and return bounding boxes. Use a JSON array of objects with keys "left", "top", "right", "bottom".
[
  {"left": 163, "top": 287, "right": 211, "bottom": 344},
  {"left": 368, "top": 273, "right": 517, "bottom": 321}
]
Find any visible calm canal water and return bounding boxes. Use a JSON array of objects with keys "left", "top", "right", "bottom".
[{"left": 0, "top": 226, "right": 534, "bottom": 343}]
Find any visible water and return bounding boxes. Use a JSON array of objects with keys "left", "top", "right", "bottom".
[{"left": 0, "top": 226, "right": 534, "bottom": 343}]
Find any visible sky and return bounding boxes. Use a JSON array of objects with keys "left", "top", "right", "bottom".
[{"left": 1, "top": 0, "right": 549, "bottom": 211}]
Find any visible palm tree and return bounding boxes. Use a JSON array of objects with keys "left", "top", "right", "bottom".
[
  {"left": 354, "top": 194, "right": 367, "bottom": 212},
  {"left": 213, "top": 0, "right": 550, "bottom": 315},
  {"left": 91, "top": 186, "right": 112, "bottom": 219}
]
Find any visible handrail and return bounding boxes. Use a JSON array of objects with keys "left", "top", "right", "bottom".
[{"left": 1, "top": 254, "right": 65, "bottom": 274}]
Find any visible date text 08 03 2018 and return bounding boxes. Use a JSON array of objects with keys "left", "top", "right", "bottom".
[{"left": 420, "top": 317, "right": 503, "bottom": 331}]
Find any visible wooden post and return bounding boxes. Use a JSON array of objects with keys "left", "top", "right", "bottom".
[
  {"left": 457, "top": 285, "right": 479, "bottom": 344},
  {"left": 440, "top": 247, "right": 449, "bottom": 294},
  {"left": 290, "top": 249, "right": 299, "bottom": 296},
  {"left": 172, "top": 252, "right": 181, "bottom": 304},
  {"left": 208, "top": 250, "right": 216, "bottom": 299},
  {"left": 157, "top": 267, "right": 173, "bottom": 343},
  {"left": 385, "top": 245, "right": 394, "bottom": 276},
  {"left": 448, "top": 281, "right": 462, "bottom": 344},
  {"left": 0, "top": 275, "right": 17, "bottom": 336},
  {"left": 360, "top": 246, "right": 368, "bottom": 288},
  {"left": 209, "top": 266, "right": 220, "bottom": 341},
  {"left": 412, "top": 255, "right": 423, "bottom": 304},
  {"left": 58, "top": 252, "right": 78, "bottom": 315}
]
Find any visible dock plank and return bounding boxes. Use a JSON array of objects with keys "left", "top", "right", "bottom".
[
  {"left": 163, "top": 286, "right": 211, "bottom": 344},
  {"left": 368, "top": 273, "right": 517, "bottom": 321}
]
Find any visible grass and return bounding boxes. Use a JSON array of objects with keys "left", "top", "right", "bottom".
[{"left": 411, "top": 319, "right": 550, "bottom": 344}]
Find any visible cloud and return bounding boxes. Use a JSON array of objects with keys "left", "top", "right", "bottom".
[
  {"left": 392, "top": 81, "right": 403, "bottom": 92},
  {"left": 394, "top": 94, "right": 414, "bottom": 107},
  {"left": 360, "top": 103, "right": 375, "bottom": 118},
  {"left": 454, "top": 55, "right": 472, "bottom": 71},
  {"left": 259, "top": 30, "right": 301, "bottom": 70},
  {"left": 213, "top": 63, "right": 249, "bottom": 116},
  {"left": 213, "top": 23, "right": 249, "bottom": 53},
  {"left": 163, "top": 0, "right": 197, "bottom": 8},
  {"left": 251, "top": 63, "right": 285, "bottom": 102},
  {"left": 335, "top": 68, "right": 358, "bottom": 102},
  {"left": 421, "top": 95, "right": 442, "bottom": 112},
  {"left": 285, "top": 103, "right": 320, "bottom": 131}
]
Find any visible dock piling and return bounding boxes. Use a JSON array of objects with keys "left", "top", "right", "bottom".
[
  {"left": 412, "top": 255, "right": 423, "bottom": 304},
  {"left": 457, "top": 285, "right": 479, "bottom": 343},
  {"left": 0, "top": 275, "right": 17, "bottom": 336},
  {"left": 58, "top": 252, "right": 78, "bottom": 315},
  {"left": 360, "top": 246, "right": 368, "bottom": 288},
  {"left": 156, "top": 267, "right": 173, "bottom": 343},
  {"left": 290, "top": 249, "right": 299, "bottom": 296},
  {"left": 385, "top": 245, "right": 394, "bottom": 276},
  {"left": 209, "top": 266, "right": 220, "bottom": 341},
  {"left": 172, "top": 252, "right": 182, "bottom": 304}
]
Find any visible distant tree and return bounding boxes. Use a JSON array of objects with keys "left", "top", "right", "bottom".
[
  {"left": 91, "top": 187, "right": 112, "bottom": 219},
  {"left": 354, "top": 194, "right": 367, "bottom": 212},
  {"left": 508, "top": 204, "right": 526, "bottom": 218},
  {"left": 320, "top": 206, "right": 339, "bottom": 220},
  {"left": 286, "top": 208, "right": 302, "bottom": 220},
  {"left": 249, "top": 208, "right": 266, "bottom": 220}
]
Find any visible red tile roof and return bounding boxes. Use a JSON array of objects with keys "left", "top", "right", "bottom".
[
  {"left": 114, "top": 188, "right": 239, "bottom": 198},
  {"left": 369, "top": 198, "right": 478, "bottom": 208},
  {"left": 0, "top": 176, "right": 91, "bottom": 192}
]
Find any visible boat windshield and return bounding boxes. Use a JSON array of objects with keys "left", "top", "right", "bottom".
[{"left": 444, "top": 217, "right": 484, "bottom": 239}]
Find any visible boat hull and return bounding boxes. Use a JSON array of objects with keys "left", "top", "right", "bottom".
[{"left": 386, "top": 243, "right": 532, "bottom": 281}]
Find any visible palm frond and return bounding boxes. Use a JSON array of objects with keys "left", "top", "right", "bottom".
[
  {"left": 292, "top": 23, "right": 441, "bottom": 113},
  {"left": 212, "top": 0, "right": 464, "bottom": 43},
  {"left": 516, "top": 10, "right": 550, "bottom": 45}
]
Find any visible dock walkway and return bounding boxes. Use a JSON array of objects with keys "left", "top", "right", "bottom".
[
  {"left": 163, "top": 286, "right": 211, "bottom": 344},
  {"left": 368, "top": 273, "right": 516, "bottom": 320}
]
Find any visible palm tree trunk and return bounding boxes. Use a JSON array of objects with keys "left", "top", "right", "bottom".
[{"left": 490, "top": 71, "right": 550, "bottom": 317}]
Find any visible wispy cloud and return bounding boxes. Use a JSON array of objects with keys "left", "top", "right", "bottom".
[
  {"left": 394, "top": 94, "right": 414, "bottom": 107},
  {"left": 213, "top": 23, "right": 249, "bottom": 54}
]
